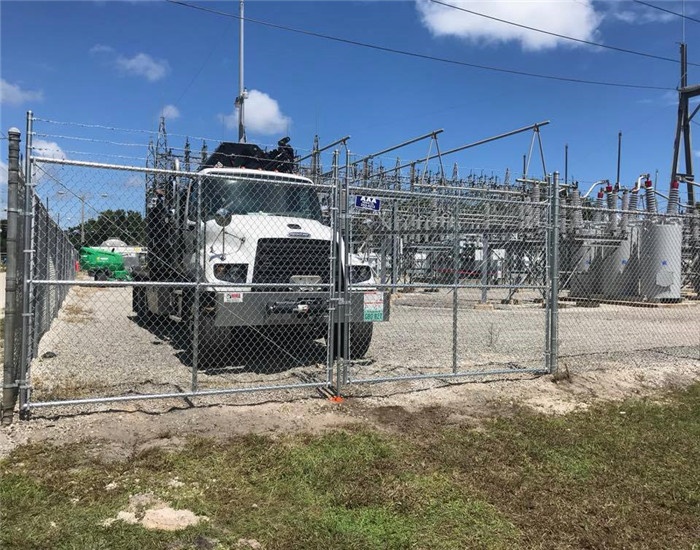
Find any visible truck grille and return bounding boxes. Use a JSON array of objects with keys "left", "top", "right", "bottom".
[{"left": 252, "top": 238, "right": 331, "bottom": 289}]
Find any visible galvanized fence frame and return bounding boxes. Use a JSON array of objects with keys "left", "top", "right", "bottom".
[
  {"left": 338, "top": 163, "right": 557, "bottom": 386},
  {"left": 17, "top": 113, "right": 698, "bottom": 420},
  {"left": 2, "top": 121, "right": 352, "bottom": 419}
]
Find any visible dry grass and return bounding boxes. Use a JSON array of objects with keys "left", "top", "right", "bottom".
[{"left": 62, "top": 303, "right": 94, "bottom": 324}]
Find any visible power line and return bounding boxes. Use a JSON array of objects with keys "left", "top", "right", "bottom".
[
  {"left": 430, "top": 0, "right": 699, "bottom": 67},
  {"left": 166, "top": 0, "right": 673, "bottom": 92},
  {"left": 632, "top": 0, "right": 700, "bottom": 25}
]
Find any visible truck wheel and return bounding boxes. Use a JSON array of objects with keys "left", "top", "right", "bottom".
[
  {"left": 95, "top": 270, "right": 110, "bottom": 281},
  {"left": 329, "top": 322, "right": 373, "bottom": 360},
  {"left": 190, "top": 313, "right": 223, "bottom": 366},
  {"left": 132, "top": 287, "right": 152, "bottom": 323}
]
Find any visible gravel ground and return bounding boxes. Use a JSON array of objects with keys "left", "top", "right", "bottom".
[{"left": 9, "top": 280, "right": 700, "bottom": 419}]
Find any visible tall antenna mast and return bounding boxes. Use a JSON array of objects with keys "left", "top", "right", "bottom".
[{"left": 235, "top": 0, "right": 247, "bottom": 143}]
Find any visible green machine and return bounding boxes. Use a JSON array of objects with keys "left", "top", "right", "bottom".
[{"left": 79, "top": 247, "right": 132, "bottom": 281}]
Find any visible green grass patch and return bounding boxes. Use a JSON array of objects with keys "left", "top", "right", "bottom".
[{"left": 2, "top": 385, "right": 700, "bottom": 549}]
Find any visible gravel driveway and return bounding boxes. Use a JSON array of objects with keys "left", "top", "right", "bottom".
[{"left": 24, "top": 280, "right": 700, "bottom": 414}]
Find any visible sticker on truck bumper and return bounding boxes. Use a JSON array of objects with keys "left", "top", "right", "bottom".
[
  {"left": 363, "top": 291, "right": 384, "bottom": 321},
  {"left": 223, "top": 292, "right": 243, "bottom": 303}
]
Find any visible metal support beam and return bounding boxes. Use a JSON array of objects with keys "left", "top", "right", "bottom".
[{"left": 2, "top": 128, "right": 22, "bottom": 425}]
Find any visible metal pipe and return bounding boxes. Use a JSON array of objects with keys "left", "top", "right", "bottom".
[
  {"left": 581, "top": 179, "right": 609, "bottom": 199},
  {"left": 24, "top": 381, "right": 333, "bottom": 411},
  {"left": 616, "top": 131, "right": 622, "bottom": 187},
  {"left": 191, "top": 175, "right": 203, "bottom": 390},
  {"left": 342, "top": 145, "right": 352, "bottom": 383},
  {"left": 237, "top": 0, "right": 246, "bottom": 142},
  {"left": 351, "top": 129, "right": 444, "bottom": 166},
  {"left": 549, "top": 172, "right": 560, "bottom": 375},
  {"left": 2, "top": 129, "right": 22, "bottom": 425},
  {"left": 452, "top": 202, "right": 459, "bottom": 374},
  {"left": 297, "top": 135, "right": 351, "bottom": 163},
  {"left": 18, "top": 112, "right": 35, "bottom": 417},
  {"left": 380, "top": 121, "right": 550, "bottom": 176},
  {"left": 326, "top": 150, "right": 340, "bottom": 386},
  {"left": 348, "top": 368, "right": 547, "bottom": 386}
]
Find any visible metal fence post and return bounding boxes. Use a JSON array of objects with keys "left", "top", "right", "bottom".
[
  {"left": 452, "top": 199, "right": 459, "bottom": 373},
  {"left": 544, "top": 177, "right": 552, "bottom": 372},
  {"left": 2, "top": 128, "right": 22, "bottom": 425},
  {"left": 549, "top": 172, "right": 560, "bottom": 374},
  {"left": 191, "top": 175, "right": 203, "bottom": 391},
  {"left": 326, "top": 150, "right": 340, "bottom": 386},
  {"left": 18, "top": 111, "right": 36, "bottom": 419}
]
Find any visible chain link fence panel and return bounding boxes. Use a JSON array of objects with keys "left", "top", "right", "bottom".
[{"left": 558, "top": 185, "right": 700, "bottom": 371}]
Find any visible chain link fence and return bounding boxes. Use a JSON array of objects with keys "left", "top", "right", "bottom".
[
  {"left": 2, "top": 114, "right": 699, "bottom": 421},
  {"left": 557, "top": 184, "right": 700, "bottom": 370}
]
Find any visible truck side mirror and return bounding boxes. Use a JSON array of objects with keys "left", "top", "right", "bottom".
[{"left": 215, "top": 207, "right": 232, "bottom": 228}]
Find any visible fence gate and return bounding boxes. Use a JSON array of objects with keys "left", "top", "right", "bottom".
[{"left": 340, "top": 171, "right": 553, "bottom": 392}]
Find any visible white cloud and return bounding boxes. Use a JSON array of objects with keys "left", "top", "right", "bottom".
[
  {"left": 1, "top": 79, "right": 43, "bottom": 105},
  {"left": 159, "top": 104, "right": 180, "bottom": 120},
  {"left": 415, "top": 0, "right": 602, "bottom": 51},
  {"left": 116, "top": 53, "right": 170, "bottom": 82},
  {"left": 606, "top": 3, "right": 677, "bottom": 25},
  {"left": 89, "top": 44, "right": 115, "bottom": 55},
  {"left": 32, "top": 140, "right": 67, "bottom": 160},
  {"left": 219, "top": 89, "right": 291, "bottom": 136},
  {"left": 90, "top": 45, "right": 169, "bottom": 82}
]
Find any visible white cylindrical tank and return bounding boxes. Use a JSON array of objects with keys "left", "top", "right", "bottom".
[
  {"left": 639, "top": 222, "right": 682, "bottom": 302},
  {"left": 570, "top": 243, "right": 596, "bottom": 297},
  {"left": 602, "top": 236, "right": 636, "bottom": 299}
]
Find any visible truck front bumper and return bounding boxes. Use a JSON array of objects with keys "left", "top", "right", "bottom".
[{"left": 212, "top": 290, "right": 390, "bottom": 328}]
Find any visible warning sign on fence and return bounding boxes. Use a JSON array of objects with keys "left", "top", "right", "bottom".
[{"left": 363, "top": 291, "right": 384, "bottom": 321}]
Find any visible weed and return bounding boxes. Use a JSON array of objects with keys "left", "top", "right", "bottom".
[{"left": 551, "top": 362, "right": 571, "bottom": 383}]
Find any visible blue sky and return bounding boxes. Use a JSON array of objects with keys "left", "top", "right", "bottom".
[{"left": 2, "top": 0, "right": 699, "bottom": 215}]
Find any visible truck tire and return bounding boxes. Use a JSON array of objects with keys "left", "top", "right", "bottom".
[
  {"left": 95, "top": 270, "right": 110, "bottom": 281},
  {"left": 329, "top": 322, "right": 373, "bottom": 360},
  {"left": 190, "top": 312, "right": 224, "bottom": 366},
  {"left": 132, "top": 286, "right": 153, "bottom": 323}
]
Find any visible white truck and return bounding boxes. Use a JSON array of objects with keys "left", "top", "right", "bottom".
[{"left": 132, "top": 140, "right": 388, "bottom": 361}]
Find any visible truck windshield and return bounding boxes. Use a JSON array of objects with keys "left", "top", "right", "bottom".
[{"left": 197, "top": 176, "right": 323, "bottom": 222}]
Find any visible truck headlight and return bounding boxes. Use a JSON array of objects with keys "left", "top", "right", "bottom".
[
  {"left": 350, "top": 265, "right": 372, "bottom": 284},
  {"left": 214, "top": 263, "right": 248, "bottom": 283}
]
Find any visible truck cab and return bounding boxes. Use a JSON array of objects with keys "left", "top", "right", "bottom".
[{"left": 133, "top": 140, "right": 388, "bottom": 362}]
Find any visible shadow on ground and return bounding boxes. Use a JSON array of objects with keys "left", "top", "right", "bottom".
[{"left": 130, "top": 314, "right": 328, "bottom": 375}]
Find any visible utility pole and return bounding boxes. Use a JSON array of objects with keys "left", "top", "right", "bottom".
[
  {"left": 670, "top": 42, "right": 699, "bottom": 207},
  {"left": 235, "top": 0, "right": 247, "bottom": 143}
]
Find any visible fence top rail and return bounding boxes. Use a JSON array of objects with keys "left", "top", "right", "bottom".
[
  {"left": 29, "top": 156, "right": 335, "bottom": 190},
  {"left": 29, "top": 156, "right": 197, "bottom": 177}
]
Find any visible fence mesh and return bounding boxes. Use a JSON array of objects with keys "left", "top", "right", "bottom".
[
  {"left": 343, "top": 183, "right": 550, "bottom": 387},
  {"left": 557, "top": 193, "right": 700, "bottom": 370},
  {"left": 4, "top": 116, "right": 699, "bottom": 418}
]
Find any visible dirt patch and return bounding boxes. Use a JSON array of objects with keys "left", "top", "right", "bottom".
[
  {"left": 1, "top": 351, "right": 698, "bottom": 461},
  {"left": 102, "top": 493, "right": 207, "bottom": 531}
]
